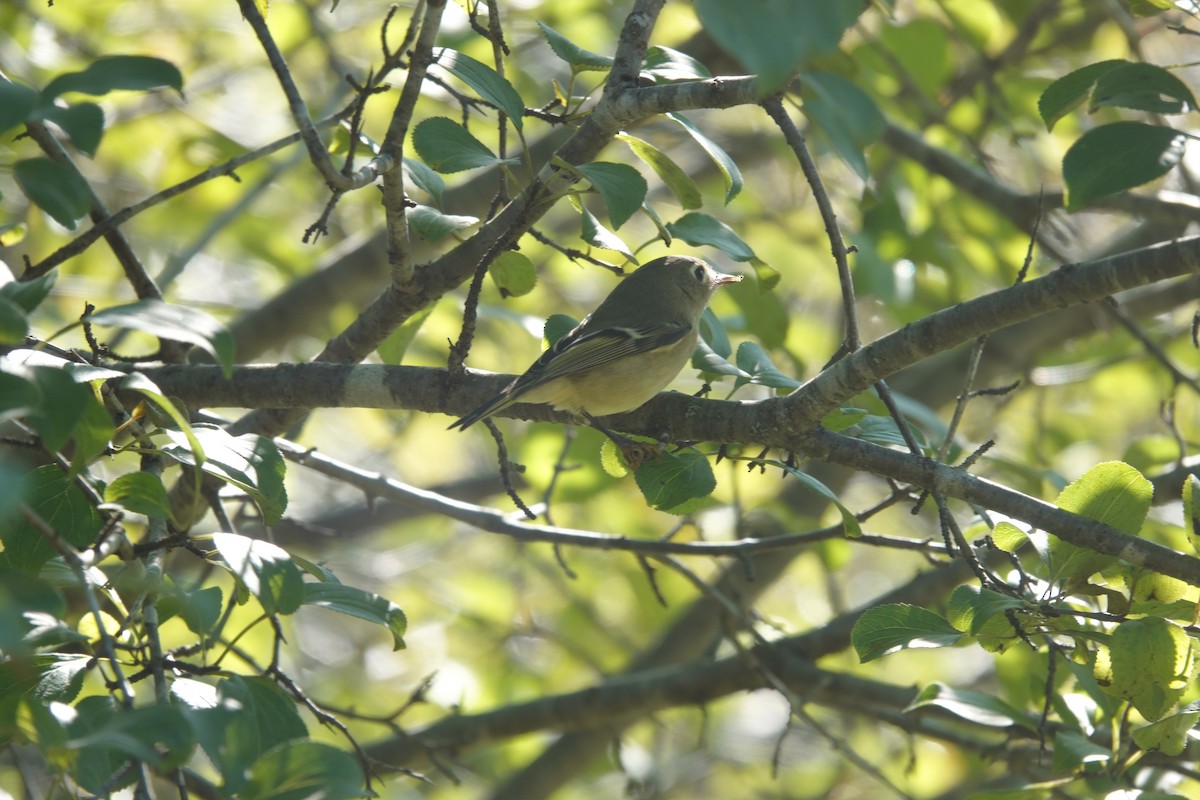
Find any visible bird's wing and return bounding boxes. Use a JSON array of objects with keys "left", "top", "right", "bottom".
[
  {"left": 527, "top": 321, "right": 692, "bottom": 385},
  {"left": 449, "top": 320, "right": 690, "bottom": 430}
]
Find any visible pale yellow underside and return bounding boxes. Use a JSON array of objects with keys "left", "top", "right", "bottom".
[{"left": 517, "top": 330, "right": 698, "bottom": 417}]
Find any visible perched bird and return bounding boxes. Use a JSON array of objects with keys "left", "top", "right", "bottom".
[{"left": 449, "top": 254, "right": 742, "bottom": 432}]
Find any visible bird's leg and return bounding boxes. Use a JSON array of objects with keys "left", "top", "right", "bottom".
[{"left": 581, "top": 412, "right": 663, "bottom": 471}]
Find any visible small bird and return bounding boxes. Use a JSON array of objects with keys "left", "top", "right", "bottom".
[{"left": 449, "top": 254, "right": 742, "bottom": 433}]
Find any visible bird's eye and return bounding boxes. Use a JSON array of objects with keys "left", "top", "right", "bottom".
[{"left": 693, "top": 265, "right": 706, "bottom": 282}]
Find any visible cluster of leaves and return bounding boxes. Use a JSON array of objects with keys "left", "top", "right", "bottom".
[
  {"left": 1, "top": 287, "right": 406, "bottom": 795},
  {"left": 855, "top": 462, "right": 1199, "bottom": 782},
  {"left": 0, "top": 56, "right": 183, "bottom": 235}
]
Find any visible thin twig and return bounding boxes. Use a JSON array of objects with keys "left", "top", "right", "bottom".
[{"left": 761, "top": 95, "right": 860, "bottom": 352}]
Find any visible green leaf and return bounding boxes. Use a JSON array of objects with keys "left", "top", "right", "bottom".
[
  {"left": 775, "top": 460, "right": 861, "bottom": 537},
  {"left": 643, "top": 45, "right": 712, "bottom": 82},
  {"left": 66, "top": 396, "right": 114, "bottom": 477},
  {"left": 433, "top": 48, "right": 524, "bottom": 130},
  {"left": 242, "top": 740, "right": 366, "bottom": 800},
  {"left": 536, "top": 22, "right": 613, "bottom": 72},
  {"left": 303, "top": 582, "right": 407, "bottom": 650},
  {"left": 1125, "top": 0, "right": 1180, "bottom": 15},
  {"left": 851, "top": 603, "right": 961, "bottom": 662},
  {"left": 1131, "top": 709, "right": 1200, "bottom": 756},
  {"left": 0, "top": 79, "right": 40, "bottom": 136},
  {"left": 27, "top": 654, "right": 91, "bottom": 700},
  {"left": 41, "top": 103, "right": 105, "bottom": 157},
  {"left": 407, "top": 204, "right": 479, "bottom": 242},
  {"left": 0, "top": 296, "right": 28, "bottom": 345},
  {"left": 0, "top": 361, "right": 90, "bottom": 453},
  {"left": 821, "top": 407, "right": 866, "bottom": 433},
  {"left": 991, "top": 521, "right": 1029, "bottom": 553},
  {"left": 0, "top": 465, "right": 101, "bottom": 574},
  {"left": 694, "top": 0, "right": 864, "bottom": 94},
  {"left": 946, "top": 585, "right": 1020, "bottom": 651},
  {"left": 67, "top": 698, "right": 196, "bottom": 792},
  {"left": 402, "top": 156, "right": 445, "bottom": 206},
  {"left": 1050, "top": 729, "right": 1112, "bottom": 773},
  {"left": 1090, "top": 61, "right": 1197, "bottom": 115},
  {"left": 692, "top": 338, "right": 749, "bottom": 379},
  {"left": 665, "top": 212, "right": 757, "bottom": 261},
  {"left": 618, "top": 134, "right": 702, "bottom": 210},
  {"left": 543, "top": 314, "right": 579, "bottom": 348},
  {"left": 489, "top": 251, "right": 538, "bottom": 298},
  {"left": 161, "top": 583, "right": 223, "bottom": 636},
  {"left": 42, "top": 55, "right": 184, "bottom": 100},
  {"left": 1, "top": 223, "right": 28, "bottom": 248},
  {"left": 577, "top": 203, "right": 634, "bottom": 260},
  {"left": 1050, "top": 461, "right": 1152, "bottom": 585},
  {"left": 733, "top": 341, "right": 801, "bottom": 390},
  {"left": 185, "top": 675, "right": 308, "bottom": 795},
  {"left": 575, "top": 162, "right": 647, "bottom": 230},
  {"left": 103, "top": 472, "right": 171, "bottom": 518},
  {"left": 669, "top": 112, "right": 744, "bottom": 203},
  {"left": 1038, "top": 60, "right": 1125, "bottom": 131},
  {"left": 211, "top": 532, "right": 304, "bottom": 616},
  {"left": 86, "top": 300, "right": 235, "bottom": 378},
  {"left": 0, "top": 270, "right": 56, "bottom": 314},
  {"left": 1062, "top": 122, "right": 1187, "bottom": 210},
  {"left": 412, "top": 117, "right": 517, "bottom": 173},
  {"left": 634, "top": 449, "right": 716, "bottom": 513},
  {"left": 0, "top": 566, "right": 66, "bottom": 653},
  {"left": 377, "top": 304, "right": 434, "bottom": 365},
  {"left": 907, "top": 682, "right": 1035, "bottom": 729},
  {"left": 161, "top": 425, "right": 288, "bottom": 525},
  {"left": 119, "top": 372, "right": 204, "bottom": 457},
  {"left": 1185, "top": 474, "right": 1200, "bottom": 555},
  {"left": 801, "top": 71, "right": 886, "bottom": 180},
  {"left": 699, "top": 307, "right": 732, "bottom": 358},
  {"left": 13, "top": 157, "right": 91, "bottom": 230},
  {"left": 1108, "top": 617, "right": 1192, "bottom": 721}
]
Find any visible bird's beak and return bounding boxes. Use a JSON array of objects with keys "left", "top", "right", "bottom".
[{"left": 711, "top": 271, "right": 743, "bottom": 286}]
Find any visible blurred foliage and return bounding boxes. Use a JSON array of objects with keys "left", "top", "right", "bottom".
[{"left": 2, "top": 0, "right": 1200, "bottom": 799}]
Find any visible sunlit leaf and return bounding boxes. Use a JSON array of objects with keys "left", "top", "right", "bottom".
[
  {"left": 634, "top": 448, "right": 716, "bottom": 513},
  {"left": 211, "top": 532, "right": 304, "bottom": 616},
  {"left": 643, "top": 45, "right": 711, "bottom": 82},
  {"left": 242, "top": 740, "right": 365, "bottom": 800},
  {"left": 851, "top": 604, "right": 961, "bottom": 662},
  {"left": 433, "top": 48, "right": 525, "bottom": 130},
  {"left": 412, "top": 117, "right": 518, "bottom": 173},
  {"left": 86, "top": 300, "right": 235, "bottom": 378},
  {"left": 665, "top": 212, "right": 757, "bottom": 261},
  {"left": 408, "top": 204, "right": 479, "bottom": 242},
  {"left": 103, "top": 472, "right": 171, "bottom": 518},
  {"left": 618, "top": 133, "right": 702, "bottom": 210},
  {"left": 303, "top": 582, "right": 407, "bottom": 650},
  {"left": 536, "top": 22, "right": 613, "bottom": 72},
  {"left": 668, "top": 112, "right": 744, "bottom": 203},
  {"left": 907, "top": 682, "right": 1035, "bottom": 729},
  {"left": 489, "top": 250, "right": 538, "bottom": 298}
]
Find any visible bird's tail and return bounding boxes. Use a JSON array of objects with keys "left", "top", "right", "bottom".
[{"left": 447, "top": 391, "right": 514, "bottom": 431}]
